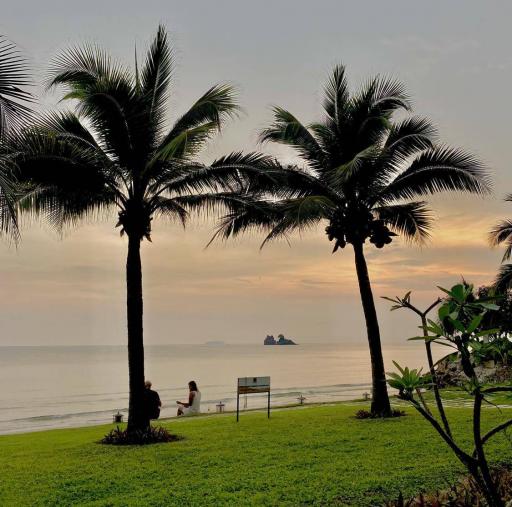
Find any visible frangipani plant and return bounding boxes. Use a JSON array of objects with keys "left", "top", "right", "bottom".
[{"left": 386, "top": 282, "right": 512, "bottom": 507}]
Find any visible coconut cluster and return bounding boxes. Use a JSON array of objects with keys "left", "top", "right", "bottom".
[{"left": 325, "top": 212, "right": 397, "bottom": 252}]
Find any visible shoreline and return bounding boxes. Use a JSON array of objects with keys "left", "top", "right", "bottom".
[
  {"left": 0, "top": 399, "right": 371, "bottom": 438},
  {"left": 4, "top": 392, "right": 512, "bottom": 438}
]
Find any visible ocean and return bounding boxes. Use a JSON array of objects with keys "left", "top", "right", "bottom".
[{"left": 0, "top": 343, "right": 439, "bottom": 434}]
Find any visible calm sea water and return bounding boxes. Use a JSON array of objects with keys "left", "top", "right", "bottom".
[{"left": 0, "top": 343, "right": 439, "bottom": 434}]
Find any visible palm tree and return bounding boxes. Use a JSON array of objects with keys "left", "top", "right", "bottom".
[
  {"left": 212, "top": 65, "right": 490, "bottom": 416},
  {"left": 7, "top": 26, "right": 247, "bottom": 432},
  {"left": 0, "top": 35, "right": 33, "bottom": 237},
  {"left": 490, "top": 195, "right": 512, "bottom": 291}
]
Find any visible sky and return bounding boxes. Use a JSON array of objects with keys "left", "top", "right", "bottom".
[{"left": 1, "top": 0, "right": 511, "bottom": 346}]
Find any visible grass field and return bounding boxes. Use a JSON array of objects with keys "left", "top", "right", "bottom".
[{"left": 1, "top": 403, "right": 511, "bottom": 506}]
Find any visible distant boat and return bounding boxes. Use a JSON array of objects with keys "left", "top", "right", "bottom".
[
  {"left": 264, "top": 334, "right": 297, "bottom": 345},
  {"left": 204, "top": 341, "right": 225, "bottom": 346}
]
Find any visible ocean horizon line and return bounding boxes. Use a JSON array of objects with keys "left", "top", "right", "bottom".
[{"left": 0, "top": 341, "right": 414, "bottom": 348}]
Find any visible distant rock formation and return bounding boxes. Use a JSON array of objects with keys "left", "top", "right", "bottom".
[
  {"left": 264, "top": 335, "right": 276, "bottom": 345},
  {"left": 264, "top": 334, "right": 297, "bottom": 345}
]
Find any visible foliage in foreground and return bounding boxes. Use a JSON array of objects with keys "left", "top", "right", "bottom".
[
  {"left": 386, "top": 282, "right": 512, "bottom": 507},
  {"left": 385, "top": 466, "right": 512, "bottom": 507},
  {"left": 101, "top": 425, "right": 180, "bottom": 445}
]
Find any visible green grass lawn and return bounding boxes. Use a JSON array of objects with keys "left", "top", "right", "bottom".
[{"left": 1, "top": 403, "right": 511, "bottom": 506}]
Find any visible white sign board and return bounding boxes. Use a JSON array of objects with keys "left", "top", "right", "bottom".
[{"left": 236, "top": 376, "right": 271, "bottom": 421}]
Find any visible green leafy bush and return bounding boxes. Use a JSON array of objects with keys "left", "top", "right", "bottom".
[
  {"left": 355, "top": 408, "right": 405, "bottom": 419},
  {"left": 101, "top": 425, "right": 181, "bottom": 445},
  {"left": 471, "top": 336, "right": 512, "bottom": 366}
]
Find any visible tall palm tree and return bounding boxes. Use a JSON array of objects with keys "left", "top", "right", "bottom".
[
  {"left": 0, "top": 35, "right": 33, "bottom": 237},
  {"left": 490, "top": 195, "right": 512, "bottom": 291},
  {"left": 212, "top": 65, "right": 490, "bottom": 416},
  {"left": 7, "top": 26, "right": 248, "bottom": 432}
]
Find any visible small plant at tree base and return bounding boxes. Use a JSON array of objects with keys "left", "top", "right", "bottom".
[
  {"left": 355, "top": 408, "right": 405, "bottom": 419},
  {"left": 101, "top": 425, "right": 181, "bottom": 445},
  {"left": 385, "top": 282, "right": 512, "bottom": 507}
]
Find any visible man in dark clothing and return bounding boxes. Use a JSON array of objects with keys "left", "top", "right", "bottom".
[{"left": 144, "top": 380, "right": 162, "bottom": 420}]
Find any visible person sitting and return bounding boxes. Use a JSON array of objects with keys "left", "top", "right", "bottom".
[
  {"left": 176, "top": 381, "right": 201, "bottom": 416},
  {"left": 144, "top": 380, "right": 162, "bottom": 420}
]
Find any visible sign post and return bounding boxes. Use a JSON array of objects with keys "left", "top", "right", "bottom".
[{"left": 236, "top": 376, "right": 270, "bottom": 422}]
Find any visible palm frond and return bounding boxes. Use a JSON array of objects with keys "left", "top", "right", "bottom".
[
  {"left": 210, "top": 197, "right": 280, "bottom": 245},
  {"left": 378, "top": 145, "right": 491, "bottom": 202},
  {"left": 35, "top": 111, "right": 130, "bottom": 195},
  {"left": 382, "top": 116, "right": 437, "bottom": 167},
  {"left": 0, "top": 35, "right": 33, "bottom": 136},
  {"left": 38, "top": 111, "right": 100, "bottom": 150},
  {"left": 19, "top": 183, "right": 116, "bottom": 232},
  {"left": 9, "top": 128, "right": 119, "bottom": 229},
  {"left": 494, "top": 264, "right": 512, "bottom": 293},
  {"left": 374, "top": 201, "right": 432, "bottom": 243},
  {"left": 207, "top": 153, "right": 336, "bottom": 201},
  {"left": 351, "top": 75, "right": 411, "bottom": 117},
  {"left": 322, "top": 64, "right": 349, "bottom": 126},
  {"left": 259, "top": 106, "right": 325, "bottom": 169},
  {"left": 308, "top": 122, "right": 339, "bottom": 163},
  {"left": 259, "top": 196, "right": 334, "bottom": 247},
  {"left": 325, "top": 145, "right": 380, "bottom": 190},
  {"left": 47, "top": 43, "right": 128, "bottom": 91},
  {"left": 214, "top": 194, "right": 333, "bottom": 248},
  {"left": 489, "top": 219, "right": 512, "bottom": 261},
  {"left": 0, "top": 162, "right": 19, "bottom": 239},
  {"left": 154, "top": 84, "right": 239, "bottom": 162},
  {"left": 151, "top": 121, "right": 220, "bottom": 163},
  {"left": 364, "top": 117, "right": 438, "bottom": 198},
  {"left": 151, "top": 196, "right": 187, "bottom": 227},
  {"left": 152, "top": 152, "right": 272, "bottom": 197},
  {"left": 141, "top": 24, "right": 173, "bottom": 135},
  {"left": 348, "top": 75, "right": 410, "bottom": 148},
  {"left": 173, "top": 192, "right": 259, "bottom": 220},
  {"left": 47, "top": 44, "right": 145, "bottom": 166}
]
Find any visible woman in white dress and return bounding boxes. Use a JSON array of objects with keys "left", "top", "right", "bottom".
[{"left": 176, "top": 381, "right": 201, "bottom": 416}]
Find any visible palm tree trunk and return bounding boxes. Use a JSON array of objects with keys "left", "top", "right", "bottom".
[
  {"left": 352, "top": 241, "right": 392, "bottom": 416},
  {"left": 126, "top": 233, "right": 148, "bottom": 432}
]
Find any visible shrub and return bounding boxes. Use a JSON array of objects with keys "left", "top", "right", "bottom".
[
  {"left": 384, "top": 466, "right": 512, "bottom": 506},
  {"left": 355, "top": 409, "right": 405, "bottom": 419},
  {"left": 101, "top": 425, "right": 181, "bottom": 445}
]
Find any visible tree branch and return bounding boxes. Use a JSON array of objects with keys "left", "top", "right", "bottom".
[
  {"left": 408, "top": 397, "right": 474, "bottom": 465},
  {"left": 480, "top": 418, "right": 512, "bottom": 450}
]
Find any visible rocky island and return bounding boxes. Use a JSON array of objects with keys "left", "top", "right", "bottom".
[{"left": 264, "top": 334, "right": 297, "bottom": 345}]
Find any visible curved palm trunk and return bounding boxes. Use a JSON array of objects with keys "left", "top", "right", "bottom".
[
  {"left": 352, "top": 242, "right": 392, "bottom": 416},
  {"left": 126, "top": 233, "right": 149, "bottom": 432}
]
